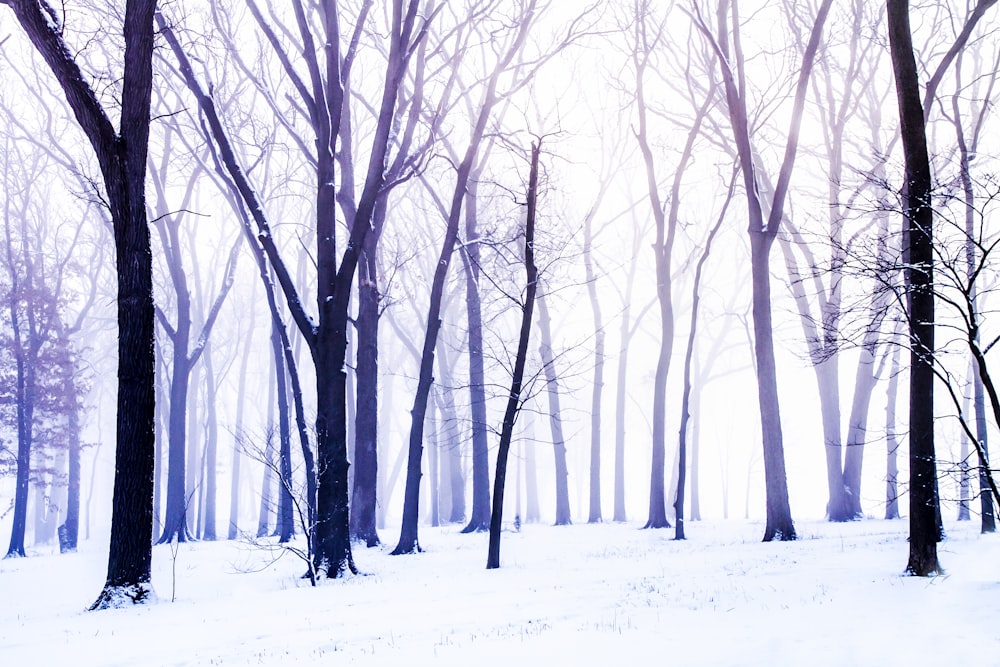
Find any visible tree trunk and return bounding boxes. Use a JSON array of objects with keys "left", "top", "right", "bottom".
[
  {"left": 202, "top": 343, "right": 219, "bottom": 541},
  {"left": 584, "top": 215, "right": 604, "bottom": 524},
  {"left": 228, "top": 305, "right": 255, "bottom": 540},
  {"left": 536, "top": 292, "right": 572, "bottom": 526},
  {"left": 487, "top": 142, "right": 540, "bottom": 569},
  {"left": 750, "top": 233, "right": 796, "bottom": 541},
  {"left": 257, "top": 352, "right": 276, "bottom": 538},
  {"left": 434, "top": 347, "right": 466, "bottom": 523},
  {"left": 524, "top": 415, "right": 540, "bottom": 523},
  {"left": 351, "top": 230, "right": 380, "bottom": 547},
  {"left": 459, "top": 226, "right": 490, "bottom": 532},
  {"left": 888, "top": 0, "right": 942, "bottom": 576},
  {"left": 885, "top": 342, "right": 901, "bottom": 520},
  {"left": 675, "top": 199, "right": 727, "bottom": 539},
  {"left": 429, "top": 393, "right": 440, "bottom": 528},
  {"left": 272, "top": 320, "right": 294, "bottom": 544},
  {"left": 58, "top": 373, "right": 83, "bottom": 552}
]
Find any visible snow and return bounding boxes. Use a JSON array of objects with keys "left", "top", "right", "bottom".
[{"left": 1, "top": 519, "right": 997, "bottom": 666}]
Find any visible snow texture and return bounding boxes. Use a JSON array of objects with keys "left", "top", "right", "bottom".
[{"left": 0, "top": 519, "right": 997, "bottom": 666}]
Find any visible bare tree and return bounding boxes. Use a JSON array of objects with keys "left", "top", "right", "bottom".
[
  {"left": 487, "top": 141, "right": 540, "bottom": 570},
  {"left": 692, "top": 0, "right": 833, "bottom": 540},
  {"left": 1, "top": 0, "right": 159, "bottom": 607}
]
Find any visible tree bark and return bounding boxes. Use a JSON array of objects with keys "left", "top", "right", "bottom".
[
  {"left": 1, "top": 0, "right": 161, "bottom": 606},
  {"left": 887, "top": 0, "right": 942, "bottom": 576}
]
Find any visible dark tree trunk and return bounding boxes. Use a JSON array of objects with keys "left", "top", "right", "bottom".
[
  {"left": 487, "top": 142, "right": 540, "bottom": 569},
  {"left": 887, "top": 0, "right": 942, "bottom": 576},
  {"left": 1, "top": 0, "right": 160, "bottom": 606},
  {"left": 536, "top": 293, "right": 572, "bottom": 526}
]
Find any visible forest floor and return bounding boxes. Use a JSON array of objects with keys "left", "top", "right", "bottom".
[{"left": 0, "top": 517, "right": 997, "bottom": 666}]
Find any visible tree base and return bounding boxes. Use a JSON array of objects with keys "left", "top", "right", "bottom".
[
  {"left": 905, "top": 543, "right": 943, "bottom": 577},
  {"left": 460, "top": 518, "right": 489, "bottom": 534},
  {"left": 89, "top": 583, "right": 156, "bottom": 610}
]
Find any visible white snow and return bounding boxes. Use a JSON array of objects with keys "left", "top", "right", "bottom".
[{"left": 1, "top": 519, "right": 997, "bottom": 666}]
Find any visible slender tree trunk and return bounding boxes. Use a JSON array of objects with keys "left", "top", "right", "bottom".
[
  {"left": 202, "top": 343, "right": 219, "bottom": 541},
  {"left": 959, "top": 383, "right": 972, "bottom": 521},
  {"left": 584, "top": 218, "right": 604, "bottom": 524},
  {"left": 487, "top": 142, "right": 540, "bottom": 569},
  {"left": 459, "top": 224, "right": 490, "bottom": 533},
  {"left": 4, "top": 346, "right": 30, "bottom": 558},
  {"left": 885, "top": 342, "right": 901, "bottom": 520},
  {"left": 675, "top": 198, "right": 727, "bottom": 539},
  {"left": 228, "top": 306, "right": 254, "bottom": 540},
  {"left": 429, "top": 392, "right": 440, "bottom": 528},
  {"left": 257, "top": 351, "right": 276, "bottom": 538},
  {"left": 272, "top": 321, "right": 294, "bottom": 543},
  {"left": 536, "top": 292, "right": 571, "bottom": 525},
  {"left": 524, "top": 414, "right": 540, "bottom": 523},
  {"left": 434, "top": 347, "right": 466, "bottom": 523},
  {"left": 58, "top": 373, "right": 83, "bottom": 552},
  {"left": 690, "top": 360, "right": 703, "bottom": 521}
]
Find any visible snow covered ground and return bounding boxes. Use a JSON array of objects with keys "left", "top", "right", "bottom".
[{"left": 1, "top": 518, "right": 997, "bottom": 666}]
